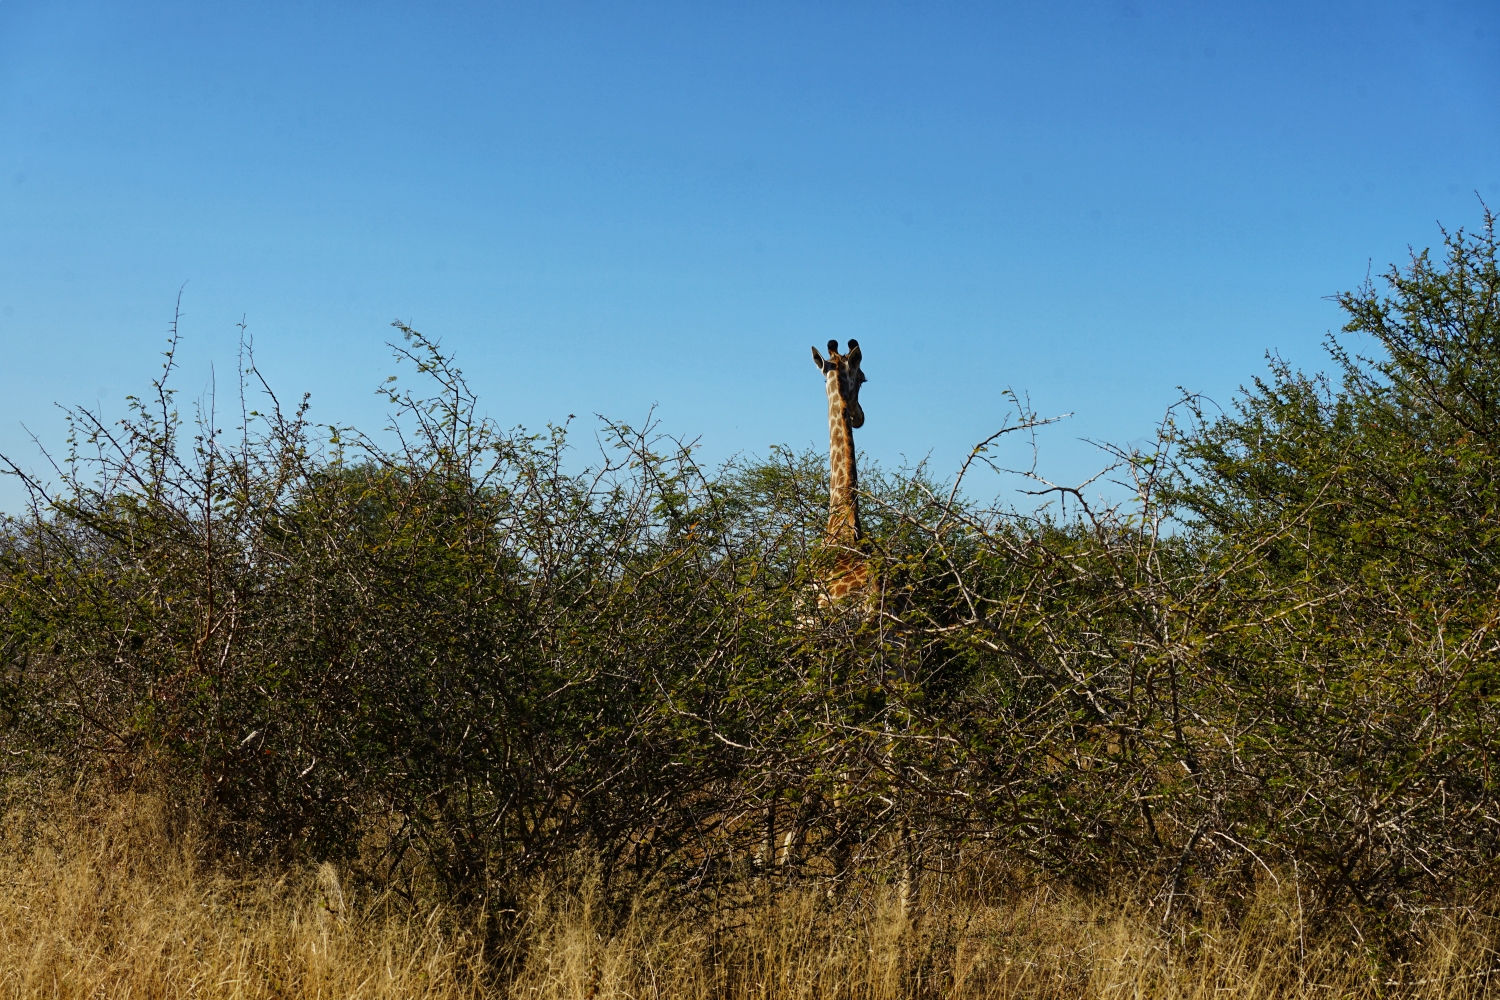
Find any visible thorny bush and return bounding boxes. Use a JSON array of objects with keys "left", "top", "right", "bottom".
[{"left": 5, "top": 215, "right": 1500, "bottom": 944}]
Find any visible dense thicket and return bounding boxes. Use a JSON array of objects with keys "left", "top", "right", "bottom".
[{"left": 4, "top": 216, "right": 1500, "bottom": 934}]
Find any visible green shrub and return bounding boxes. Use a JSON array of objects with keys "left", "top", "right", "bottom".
[{"left": 5, "top": 215, "right": 1500, "bottom": 939}]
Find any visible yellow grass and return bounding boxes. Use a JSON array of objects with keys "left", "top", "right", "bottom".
[{"left": 4, "top": 792, "right": 1500, "bottom": 998}]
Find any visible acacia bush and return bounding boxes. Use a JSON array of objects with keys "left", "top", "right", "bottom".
[{"left": 4, "top": 215, "right": 1500, "bottom": 941}]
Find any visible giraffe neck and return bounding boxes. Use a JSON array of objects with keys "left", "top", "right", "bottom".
[{"left": 826, "top": 375, "right": 861, "bottom": 550}]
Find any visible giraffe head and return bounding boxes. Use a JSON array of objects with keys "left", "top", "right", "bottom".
[{"left": 810, "top": 339, "right": 867, "bottom": 428}]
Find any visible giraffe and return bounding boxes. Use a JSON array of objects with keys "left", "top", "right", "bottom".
[
  {"left": 810, "top": 338, "right": 871, "bottom": 606},
  {"left": 807, "top": 340, "right": 917, "bottom": 914},
  {"left": 763, "top": 339, "right": 873, "bottom": 878},
  {"left": 759, "top": 340, "right": 870, "bottom": 876},
  {"left": 754, "top": 340, "right": 870, "bottom": 878}
]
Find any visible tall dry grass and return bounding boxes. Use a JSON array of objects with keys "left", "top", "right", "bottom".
[
  {"left": 0, "top": 791, "right": 487, "bottom": 998},
  {"left": 5, "top": 792, "right": 1500, "bottom": 999}
]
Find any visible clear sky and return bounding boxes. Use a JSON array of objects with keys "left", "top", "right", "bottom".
[{"left": 2, "top": 1, "right": 1497, "bottom": 511}]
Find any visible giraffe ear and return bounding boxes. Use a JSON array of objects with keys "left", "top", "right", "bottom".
[{"left": 811, "top": 346, "right": 827, "bottom": 372}]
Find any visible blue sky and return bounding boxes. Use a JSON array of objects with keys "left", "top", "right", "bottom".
[{"left": 2, "top": 1, "right": 1497, "bottom": 510}]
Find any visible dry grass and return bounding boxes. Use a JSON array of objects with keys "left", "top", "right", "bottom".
[
  {"left": 5, "top": 793, "right": 1500, "bottom": 999},
  {"left": 0, "top": 791, "right": 487, "bottom": 998}
]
